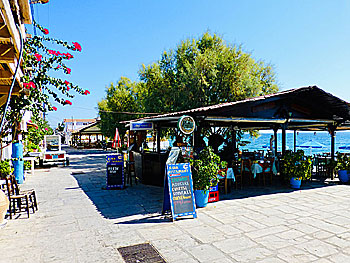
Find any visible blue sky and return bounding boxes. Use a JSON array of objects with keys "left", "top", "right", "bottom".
[{"left": 32, "top": 0, "right": 350, "bottom": 127}]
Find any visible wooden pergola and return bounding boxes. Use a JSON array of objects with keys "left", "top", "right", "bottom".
[
  {"left": 126, "top": 86, "right": 350, "bottom": 161},
  {"left": 71, "top": 121, "right": 104, "bottom": 148}
]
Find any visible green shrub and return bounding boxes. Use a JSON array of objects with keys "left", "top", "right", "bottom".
[
  {"left": 281, "top": 150, "right": 312, "bottom": 181},
  {"left": 190, "top": 147, "right": 225, "bottom": 191}
]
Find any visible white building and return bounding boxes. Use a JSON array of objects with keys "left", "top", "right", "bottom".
[{"left": 63, "top": 118, "right": 97, "bottom": 145}]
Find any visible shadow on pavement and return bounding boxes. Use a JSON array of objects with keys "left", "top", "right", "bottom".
[
  {"left": 66, "top": 148, "right": 166, "bottom": 223},
  {"left": 65, "top": 148, "right": 345, "bottom": 224}
]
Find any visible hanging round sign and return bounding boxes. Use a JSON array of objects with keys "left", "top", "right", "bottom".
[{"left": 178, "top": 115, "right": 196, "bottom": 135}]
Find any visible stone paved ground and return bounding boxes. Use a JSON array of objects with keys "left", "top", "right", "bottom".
[{"left": 1, "top": 148, "right": 350, "bottom": 262}]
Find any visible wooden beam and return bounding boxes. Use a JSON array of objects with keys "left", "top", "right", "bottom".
[
  {"left": 0, "top": 94, "right": 8, "bottom": 107},
  {"left": 17, "top": 0, "right": 32, "bottom": 24},
  {"left": 0, "top": 22, "right": 11, "bottom": 39},
  {"left": 0, "top": 44, "right": 15, "bottom": 63},
  {"left": 0, "top": 0, "right": 21, "bottom": 54},
  {"left": 0, "top": 70, "right": 11, "bottom": 79},
  {"left": 7, "top": 59, "right": 24, "bottom": 85},
  {"left": 0, "top": 85, "right": 20, "bottom": 95}
]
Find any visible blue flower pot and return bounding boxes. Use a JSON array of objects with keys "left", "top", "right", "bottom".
[
  {"left": 194, "top": 190, "right": 209, "bottom": 208},
  {"left": 338, "top": 170, "right": 349, "bottom": 183},
  {"left": 290, "top": 177, "right": 301, "bottom": 189}
]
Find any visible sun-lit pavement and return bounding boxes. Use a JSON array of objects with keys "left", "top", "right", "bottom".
[{"left": 1, "top": 148, "right": 350, "bottom": 263}]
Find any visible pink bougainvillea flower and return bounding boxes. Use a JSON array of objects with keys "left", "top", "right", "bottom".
[
  {"left": 65, "top": 67, "right": 71, "bottom": 74},
  {"left": 23, "top": 82, "right": 36, "bottom": 89},
  {"left": 72, "top": 42, "right": 82, "bottom": 52},
  {"left": 56, "top": 51, "right": 62, "bottom": 56},
  {"left": 64, "top": 80, "right": 70, "bottom": 91},
  {"left": 35, "top": 126, "right": 38, "bottom": 130},
  {"left": 45, "top": 128, "right": 48, "bottom": 131},
  {"left": 84, "top": 90, "right": 90, "bottom": 95},
  {"left": 63, "top": 53, "right": 74, "bottom": 60},
  {"left": 34, "top": 53, "right": 42, "bottom": 61},
  {"left": 28, "top": 120, "right": 32, "bottom": 123},
  {"left": 56, "top": 65, "right": 61, "bottom": 69},
  {"left": 48, "top": 50, "right": 56, "bottom": 55},
  {"left": 43, "top": 28, "right": 49, "bottom": 35},
  {"left": 52, "top": 106, "right": 57, "bottom": 111},
  {"left": 64, "top": 100, "right": 72, "bottom": 105}
]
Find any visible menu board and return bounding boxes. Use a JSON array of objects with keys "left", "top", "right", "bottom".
[
  {"left": 106, "top": 154, "right": 124, "bottom": 189},
  {"left": 166, "top": 163, "right": 197, "bottom": 220}
]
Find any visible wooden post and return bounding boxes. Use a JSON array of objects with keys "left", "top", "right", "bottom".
[
  {"left": 273, "top": 127, "right": 278, "bottom": 157},
  {"left": 329, "top": 126, "right": 336, "bottom": 180},
  {"left": 294, "top": 130, "right": 297, "bottom": 152},
  {"left": 232, "top": 128, "right": 237, "bottom": 153},
  {"left": 157, "top": 126, "right": 161, "bottom": 153},
  {"left": 281, "top": 125, "right": 286, "bottom": 157}
]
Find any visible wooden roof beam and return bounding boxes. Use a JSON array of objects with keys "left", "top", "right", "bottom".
[
  {"left": 0, "top": 0, "right": 22, "bottom": 54},
  {"left": 0, "top": 93, "right": 8, "bottom": 106},
  {"left": 0, "top": 69, "right": 11, "bottom": 79},
  {"left": 17, "top": 0, "right": 32, "bottom": 24},
  {"left": 0, "top": 84, "right": 21, "bottom": 95},
  {"left": 0, "top": 43, "right": 15, "bottom": 63}
]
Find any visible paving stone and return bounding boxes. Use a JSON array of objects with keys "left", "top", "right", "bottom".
[
  {"left": 328, "top": 253, "right": 350, "bottom": 263},
  {"left": 277, "top": 246, "right": 318, "bottom": 262},
  {"left": 324, "top": 235, "right": 350, "bottom": 248},
  {"left": 184, "top": 225, "right": 225, "bottom": 243},
  {"left": 296, "top": 239, "right": 339, "bottom": 257},
  {"left": 186, "top": 244, "right": 225, "bottom": 262},
  {"left": 256, "top": 257, "right": 286, "bottom": 263},
  {"left": 213, "top": 236, "right": 257, "bottom": 254},
  {"left": 159, "top": 246, "right": 193, "bottom": 262},
  {"left": 230, "top": 247, "right": 273, "bottom": 262},
  {"left": 246, "top": 225, "right": 289, "bottom": 239}
]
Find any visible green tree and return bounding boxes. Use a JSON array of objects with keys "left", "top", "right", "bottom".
[
  {"left": 98, "top": 77, "right": 142, "bottom": 139},
  {"left": 139, "top": 32, "right": 279, "bottom": 113}
]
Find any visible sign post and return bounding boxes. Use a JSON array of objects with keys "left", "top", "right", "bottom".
[
  {"left": 106, "top": 154, "right": 124, "bottom": 189},
  {"left": 166, "top": 163, "right": 197, "bottom": 220}
]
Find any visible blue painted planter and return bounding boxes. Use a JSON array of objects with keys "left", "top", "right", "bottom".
[
  {"left": 338, "top": 170, "right": 349, "bottom": 183},
  {"left": 290, "top": 177, "right": 301, "bottom": 189},
  {"left": 194, "top": 190, "right": 209, "bottom": 208}
]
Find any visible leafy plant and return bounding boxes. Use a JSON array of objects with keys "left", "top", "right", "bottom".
[
  {"left": 281, "top": 150, "right": 312, "bottom": 182},
  {"left": 190, "top": 147, "right": 225, "bottom": 191},
  {"left": 335, "top": 152, "right": 350, "bottom": 171},
  {"left": 24, "top": 161, "right": 32, "bottom": 171},
  {"left": 25, "top": 141, "right": 40, "bottom": 152},
  {"left": 0, "top": 160, "right": 13, "bottom": 179}
]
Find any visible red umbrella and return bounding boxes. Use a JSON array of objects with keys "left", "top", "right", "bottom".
[{"left": 112, "top": 128, "right": 121, "bottom": 148}]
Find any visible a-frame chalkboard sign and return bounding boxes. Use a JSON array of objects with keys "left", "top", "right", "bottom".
[
  {"left": 166, "top": 163, "right": 197, "bottom": 221},
  {"left": 106, "top": 154, "right": 124, "bottom": 189}
]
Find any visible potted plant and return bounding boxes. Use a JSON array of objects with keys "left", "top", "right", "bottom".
[
  {"left": 335, "top": 153, "right": 350, "bottom": 183},
  {"left": 281, "top": 150, "right": 312, "bottom": 189},
  {"left": 190, "top": 147, "right": 225, "bottom": 207}
]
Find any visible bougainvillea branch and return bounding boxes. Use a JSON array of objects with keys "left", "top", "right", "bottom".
[
  {"left": 0, "top": 21, "right": 89, "bottom": 140},
  {"left": 21, "top": 21, "right": 88, "bottom": 113}
]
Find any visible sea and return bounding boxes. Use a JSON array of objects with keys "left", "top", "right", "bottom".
[{"left": 240, "top": 131, "right": 350, "bottom": 155}]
